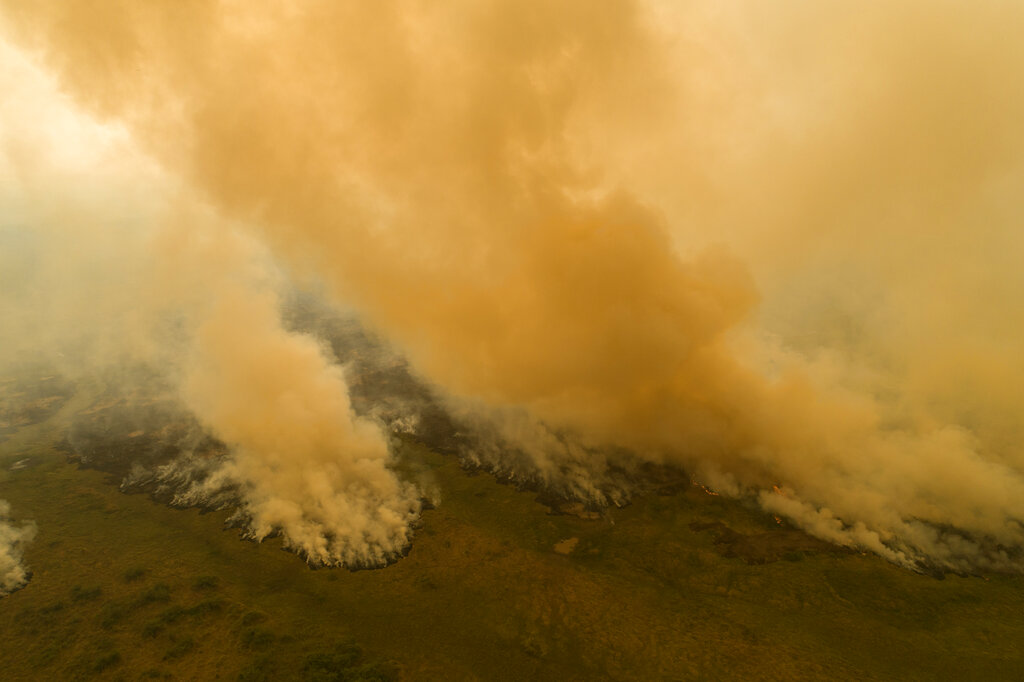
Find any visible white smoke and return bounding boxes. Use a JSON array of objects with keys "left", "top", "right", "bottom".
[{"left": 0, "top": 500, "right": 35, "bottom": 596}]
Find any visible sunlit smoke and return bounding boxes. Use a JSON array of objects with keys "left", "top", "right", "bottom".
[
  {"left": 2, "top": 1, "right": 1024, "bottom": 571},
  {"left": 0, "top": 36, "right": 419, "bottom": 567},
  {"left": 173, "top": 283, "right": 421, "bottom": 567}
]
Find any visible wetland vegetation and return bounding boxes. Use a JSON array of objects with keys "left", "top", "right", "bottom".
[{"left": 2, "top": 369, "right": 1024, "bottom": 680}]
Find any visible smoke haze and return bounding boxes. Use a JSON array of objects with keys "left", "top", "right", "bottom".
[{"left": 2, "top": 1, "right": 1024, "bottom": 571}]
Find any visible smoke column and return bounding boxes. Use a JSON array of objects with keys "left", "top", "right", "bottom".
[
  {"left": 2, "top": 1, "right": 1024, "bottom": 570},
  {"left": 0, "top": 39, "right": 417, "bottom": 567},
  {"left": 173, "top": 281, "right": 420, "bottom": 566}
]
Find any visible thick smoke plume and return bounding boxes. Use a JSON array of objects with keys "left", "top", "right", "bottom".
[
  {"left": 0, "top": 39, "right": 417, "bottom": 567},
  {"left": 0, "top": 500, "right": 35, "bottom": 596},
  {"left": 2, "top": 1, "right": 1024, "bottom": 571},
  {"left": 172, "top": 283, "right": 420, "bottom": 566}
]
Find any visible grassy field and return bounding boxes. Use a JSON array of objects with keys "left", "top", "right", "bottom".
[{"left": 2, "top": 375, "right": 1024, "bottom": 680}]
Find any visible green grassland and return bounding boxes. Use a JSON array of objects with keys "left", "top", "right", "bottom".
[{"left": 2, "top": 375, "right": 1024, "bottom": 681}]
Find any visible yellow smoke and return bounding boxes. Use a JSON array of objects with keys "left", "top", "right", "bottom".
[
  {"left": 0, "top": 40, "right": 415, "bottom": 567},
  {"left": 177, "top": 281, "right": 420, "bottom": 566},
  {"left": 3, "top": 1, "right": 1024, "bottom": 570}
]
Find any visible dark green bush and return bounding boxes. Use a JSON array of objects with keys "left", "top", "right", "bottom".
[
  {"left": 135, "top": 583, "right": 172, "bottom": 606},
  {"left": 163, "top": 637, "right": 195, "bottom": 661},
  {"left": 241, "top": 610, "right": 268, "bottom": 626},
  {"left": 192, "top": 575, "right": 220, "bottom": 591},
  {"left": 239, "top": 627, "right": 275, "bottom": 651},
  {"left": 141, "top": 620, "right": 164, "bottom": 638},
  {"left": 237, "top": 654, "right": 273, "bottom": 682},
  {"left": 186, "top": 598, "right": 226, "bottom": 617},
  {"left": 302, "top": 643, "right": 399, "bottom": 682},
  {"left": 123, "top": 567, "right": 147, "bottom": 583},
  {"left": 70, "top": 585, "right": 102, "bottom": 602},
  {"left": 99, "top": 601, "right": 127, "bottom": 629},
  {"left": 91, "top": 650, "right": 121, "bottom": 673},
  {"left": 157, "top": 605, "right": 188, "bottom": 625}
]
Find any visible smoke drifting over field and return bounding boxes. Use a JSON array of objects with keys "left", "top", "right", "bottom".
[
  {"left": 0, "top": 500, "right": 34, "bottom": 596},
  {"left": 2, "top": 1, "right": 1024, "bottom": 571}
]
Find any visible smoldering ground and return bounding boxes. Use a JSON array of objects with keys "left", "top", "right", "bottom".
[{"left": 2, "top": 1, "right": 1024, "bottom": 572}]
